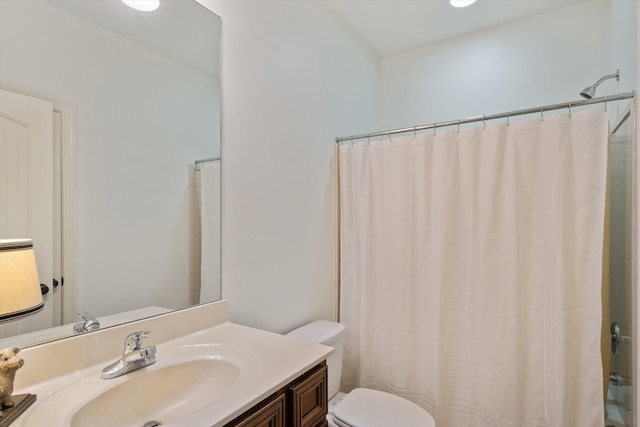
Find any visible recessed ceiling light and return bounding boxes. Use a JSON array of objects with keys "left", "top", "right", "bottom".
[
  {"left": 122, "top": 0, "right": 160, "bottom": 12},
  {"left": 450, "top": 0, "right": 477, "bottom": 7}
]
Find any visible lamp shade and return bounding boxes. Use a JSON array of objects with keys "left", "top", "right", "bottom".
[{"left": 0, "top": 239, "right": 44, "bottom": 322}]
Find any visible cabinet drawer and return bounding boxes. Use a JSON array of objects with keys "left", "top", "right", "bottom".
[
  {"left": 288, "top": 364, "right": 328, "bottom": 427},
  {"left": 228, "top": 393, "right": 285, "bottom": 427}
]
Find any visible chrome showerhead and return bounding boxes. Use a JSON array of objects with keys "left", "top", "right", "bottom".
[
  {"left": 580, "top": 69, "right": 619, "bottom": 99},
  {"left": 580, "top": 85, "right": 596, "bottom": 99}
]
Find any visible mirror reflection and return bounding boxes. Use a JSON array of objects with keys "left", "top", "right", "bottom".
[{"left": 0, "top": 0, "right": 221, "bottom": 347}]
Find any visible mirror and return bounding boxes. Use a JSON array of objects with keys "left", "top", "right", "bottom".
[{"left": 0, "top": 0, "right": 221, "bottom": 347}]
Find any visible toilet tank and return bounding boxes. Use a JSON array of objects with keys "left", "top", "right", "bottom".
[{"left": 286, "top": 320, "right": 345, "bottom": 399}]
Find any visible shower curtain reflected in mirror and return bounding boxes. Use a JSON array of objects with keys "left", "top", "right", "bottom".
[
  {"left": 190, "top": 160, "right": 221, "bottom": 305},
  {"left": 339, "top": 109, "right": 609, "bottom": 426}
]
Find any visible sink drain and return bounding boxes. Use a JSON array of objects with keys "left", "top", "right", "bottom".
[{"left": 143, "top": 421, "right": 162, "bottom": 427}]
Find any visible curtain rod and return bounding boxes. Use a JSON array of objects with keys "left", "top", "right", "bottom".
[{"left": 336, "top": 91, "right": 636, "bottom": 144}]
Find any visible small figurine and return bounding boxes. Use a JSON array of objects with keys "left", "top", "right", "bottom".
[{"left": 0, "top": 347, "right": 24, "bottom": 416}]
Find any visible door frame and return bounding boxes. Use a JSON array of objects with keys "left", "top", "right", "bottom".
[
  {"left": 0, "top": 83, "right": 78, "bottom": 326},
  {"left": 54, "top": 100, "right": 78, "bottom": 325}
]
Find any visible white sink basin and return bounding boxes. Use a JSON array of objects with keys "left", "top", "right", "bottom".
[
  {"left": 25, "top": 344, "right": 260, "bottom": 427},
  {"left": 71, "top": 359, "right": 237, "bottom": 427}
]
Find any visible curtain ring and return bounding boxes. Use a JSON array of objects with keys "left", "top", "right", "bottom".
[
  {"left": 457, "top": 120, "right": 460, "bottom": 133},
  {"left": 568, "top": 102, "right": 572, "bottom": 117},
  {"left": 388, "top": 133, "right": 392, "bottom": 143},
  {"left": 367, "top": 136, "right": 371, "bottom": 145},
  {"left": 604, "top": 95, "right": 608, "bottom": 112},
  {"left": 540, "top": 107, "right": 544, "bottom": 121},
  {"left": 433, "top": 123, "right": 436, "bottom": 136},
  {"left": 482, "top": 114, "right": 486, "bottom": 129},
  {"left": 506, "top": 112, "right": 510, "bottom": 126},
  {"left": 350, "top": 137, "right": 354, "bottom": 148},
  {"left": 413, "top": 126, "right": 417, "bottom": 139}
]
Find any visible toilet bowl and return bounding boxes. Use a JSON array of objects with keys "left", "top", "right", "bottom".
[{"left": 287, "top": 320, "right": 436, "bottom": 427}]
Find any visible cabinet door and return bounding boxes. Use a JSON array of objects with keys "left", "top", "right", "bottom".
[
  {"left": 228, "top": 393, "right": 285, "bottom": 427},
  {"left": 288, "top": 364, "right": 328, "bottom": 427}
]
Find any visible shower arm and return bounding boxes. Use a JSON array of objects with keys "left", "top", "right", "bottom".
[
  {"left": 580, "top": 69, "right": 620, "bottom": 99},
  {"left": 593, "top": 69, "right": 620, "bottom": 88}
]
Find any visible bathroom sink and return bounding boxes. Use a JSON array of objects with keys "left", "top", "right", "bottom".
[
  {"left": 71, "top": 359, "right": 237, "bottom": 427},
  {"left": 24, "top": 343, "right": 260, "bottom": 427}
]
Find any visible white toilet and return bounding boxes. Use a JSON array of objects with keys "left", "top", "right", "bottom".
[{"left": 287, "top": 320, "right": 436, "bottom": 427}]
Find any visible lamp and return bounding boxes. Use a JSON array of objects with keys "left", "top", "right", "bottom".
[
  {"left": 0, "top": 239, "right": 42, "bottom": 425},
  {"left": 0, "top": 240, "right": 44, "bottom": 322}
]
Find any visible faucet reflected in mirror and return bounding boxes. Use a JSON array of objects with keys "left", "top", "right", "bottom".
[
  {"left": 73, "top": 312, "right": 100, "bottom": 335},
  {"left": 0, "top": 0, "right": 222, "bottom": 349}
]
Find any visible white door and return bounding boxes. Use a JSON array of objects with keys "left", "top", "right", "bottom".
[{"left": 0, "top": 88, "right": 55, "bottom": 337}]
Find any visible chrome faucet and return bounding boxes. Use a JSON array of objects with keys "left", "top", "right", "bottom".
[
  {"left": 73, "top": 311, "right": 100, "bottom": 334},
  {"left": 101, "top": 330, "right": 157, "bottom": 379}
]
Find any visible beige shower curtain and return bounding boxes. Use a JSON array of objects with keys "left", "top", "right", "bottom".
[{"left": 339, "top": 108, "right": 609, "bottom": 427}]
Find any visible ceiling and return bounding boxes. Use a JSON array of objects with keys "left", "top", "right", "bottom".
[
  {"left": 322, "top": 0, "right": 591, "bottom": 58},
  {"left": 45, "top": 0, "right": 591, "bottom": 74},
  {"left": 46, "top": 0, "right": 221, "bottom": 78}
]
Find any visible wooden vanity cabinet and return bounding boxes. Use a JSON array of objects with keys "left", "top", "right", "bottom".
[
  {"left": 224, "top": 362, "right": 328, "bottom": 427},
  {"left": 227, "top": 393, "right": 286, "bottom": 427}
]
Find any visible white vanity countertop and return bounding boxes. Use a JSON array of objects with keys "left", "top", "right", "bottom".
[
  {"left": 10, "top": 300, "right": 333, "bottom": 427},
  {"left": 179, "top": 322, "right": 333, "bottom": 425}
]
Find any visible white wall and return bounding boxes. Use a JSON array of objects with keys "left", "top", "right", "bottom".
[
  {"left": 380, "top": 0, "right": 611, "bottom": 130},
  {"left": 199, "top": 0, "right": 637, "bottom": 341},
  {"left": 0, "top": 0, "right": 219, "bottom": 317},
  {"left": 199, "top": 0, "right": 380, "bottom": 333},
  {"left": 605, "top": 0, "right": 637, "bottom": 122},
  {"left": 607, "top": 0, "right": 637, "bottom": 92}
]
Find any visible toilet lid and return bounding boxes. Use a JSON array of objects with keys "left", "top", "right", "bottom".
[{"left": 333, "top": 388, "right": 436, "bottom": 427}]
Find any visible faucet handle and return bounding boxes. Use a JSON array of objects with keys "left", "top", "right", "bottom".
[{"left": 124, "top": 330, "right": 151, "bottom": 353}]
